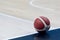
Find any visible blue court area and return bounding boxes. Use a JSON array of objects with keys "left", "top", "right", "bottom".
[{"left": 10, "top": 28, "right": 60, "bottom": 40}]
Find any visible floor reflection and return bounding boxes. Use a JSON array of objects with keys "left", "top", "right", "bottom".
[{"left": 34, "top": 32, "right": 50, "bottom": 40}]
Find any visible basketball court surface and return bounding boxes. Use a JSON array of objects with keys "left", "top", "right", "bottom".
[{"left": 0, "top": 0, "right": 60, "bottom": 40}]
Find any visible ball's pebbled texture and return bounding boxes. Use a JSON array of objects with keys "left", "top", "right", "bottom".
[{"left": 34, "top": 16, "right": 50, "bottom": 32}]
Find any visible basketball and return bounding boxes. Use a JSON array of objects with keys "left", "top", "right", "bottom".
[{"left": 34, "top": 16, "right": 50, "bottom": 32}]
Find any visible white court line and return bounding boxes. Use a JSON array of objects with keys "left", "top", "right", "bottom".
[
  {"left": 8, "top": 32, "right": 37, "bottom": 40},
  {"left": 29, "top": 0, "right": 55, "bottom": 11}
]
